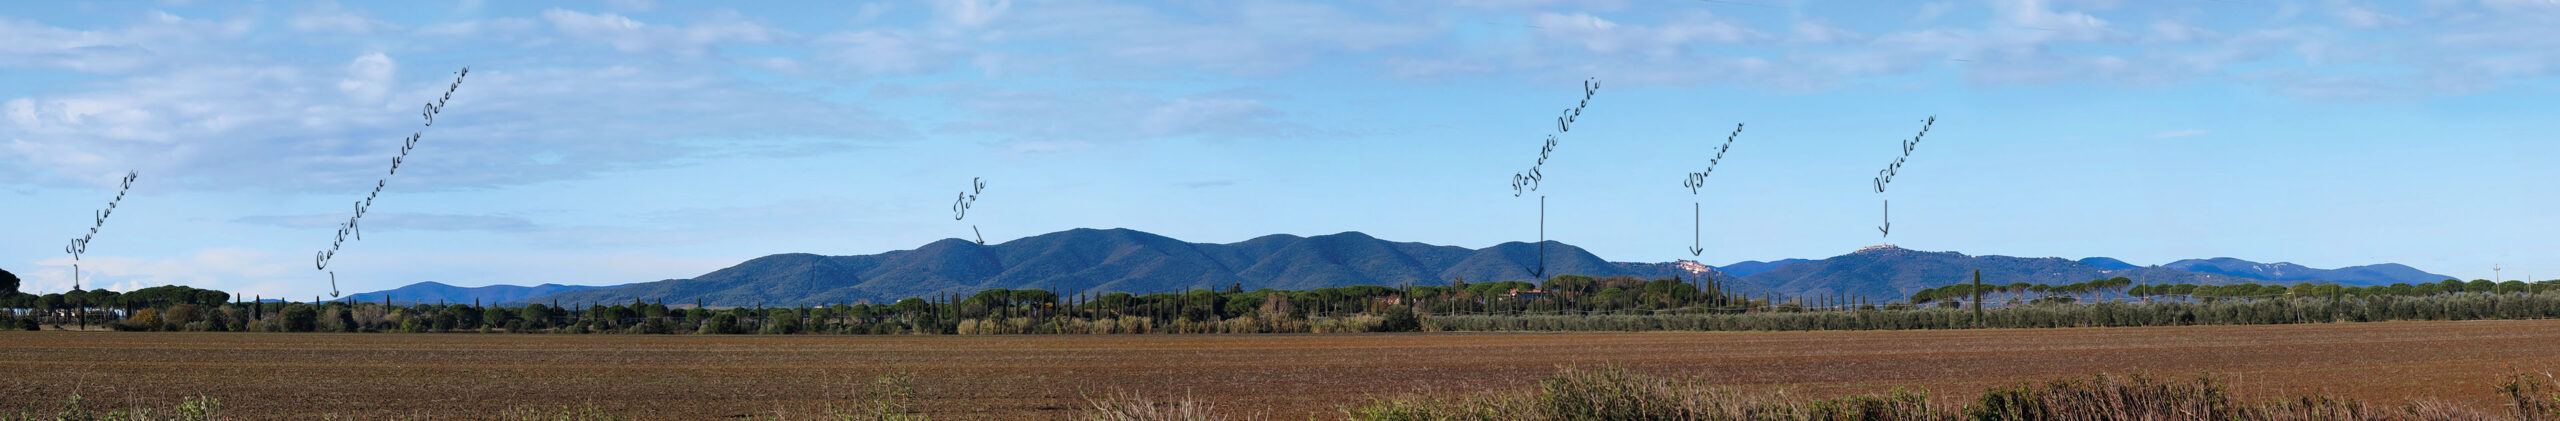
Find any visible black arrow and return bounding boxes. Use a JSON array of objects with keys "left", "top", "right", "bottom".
[
  {"left": 1689, "top": 202, "right": 1704, "bottom": 256},
  {"left": 1529, "top": 196, "right": 1546, "bottom": 279},
  {"left": 972, "top": 225, "right": 985, "bottom": 245},
  {"left": 329, "top": 271, "right": 340, "bottom": 298},
  {"left": 1878, "top": 200, "right": 1891, "bottom": 238}
]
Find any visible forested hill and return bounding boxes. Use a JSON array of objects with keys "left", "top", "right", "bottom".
[
  {"left": 2160, "top": 258, "right": 2452, "bottom": 286},
  {"left": 507, "top": 229, "right": 2457, "bottom": 307},
  {"left": 1736, "top": 245, "right": 2271, "bottom": 301},
  {"left": 518, "top": 228, "right": 1740, "bottom": 307}
]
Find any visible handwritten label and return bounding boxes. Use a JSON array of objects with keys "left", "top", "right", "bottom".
[
  {"left": 952, "top": 177, "right": 984, "bottom": 220},
  {"left": 1873, "top": 116, "right": 1935, "bottom": 238},
  {"left": 1872, "top": 116, "right": 1934, "bottom": 194},
  {"left": 65, "top": 171, "right": 139, "bottom": 289},
  {"left": 1509, "top": 78, "right": 1599, "bottom": 197},
  {"left": 954, "top": 177, "right": 987, "bottom": 244},
  {"left": 1683, "top": 123, "right": 1743, "bottom": 194},
  {"left": 314, "top": 67, "right": 467, "bottom": 296},
  {"left": 1682, "top": 123, "right": 1743, "bottom": 257}
]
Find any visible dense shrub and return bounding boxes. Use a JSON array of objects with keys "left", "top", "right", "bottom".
[
  {"left": 120, "top": 308, "right": 162, "bottom": 331},
  {"left": 1376, "top": 305, "right": 1423, "bottom": 333},
  {"left": 277, "top": 304, "right": 318, "bottom": 332},
  {"left": 697, "top": 314, "right": 741, "bottom": 334}
]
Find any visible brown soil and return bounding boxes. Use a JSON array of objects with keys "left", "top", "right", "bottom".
[{"left": 2, "top": 319, "right": 2555, "bottom": 420}]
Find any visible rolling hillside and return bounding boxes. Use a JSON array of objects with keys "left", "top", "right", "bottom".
[
  {"left": 1736, "top": 245, "right": 2266, "bottom": 301},
  {"left": 520, "top": 228, "right": 1738, "bottom": 306},
  {"left": 2161, "top": 258, "right": 2454, "bottom": 286},
  {"left": 508, "top": 229, "right": 2455, "bottom": 307}
]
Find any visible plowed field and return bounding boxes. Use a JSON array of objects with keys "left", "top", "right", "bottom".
[{"left": 4, "top": 319, "right": 2556, "bottom": 419}]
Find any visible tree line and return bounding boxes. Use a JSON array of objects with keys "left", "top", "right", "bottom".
[
  {"left": 8, "top": 268, "right": 2558, "bottom": 334},
  {"left": 0, "top": 274, "right": 1750, "bottom": 334}
]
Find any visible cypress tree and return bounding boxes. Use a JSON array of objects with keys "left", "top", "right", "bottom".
[{"left": 1972, "top": 270, "right": 1985, "bottom": 327}]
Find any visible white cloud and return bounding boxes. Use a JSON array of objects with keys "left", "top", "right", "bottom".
[
  {"left": 335, "top": 53, "right": 397, "bottom": 102},
  {"left": 539, "top": 9, "right": 784, "bottom": 56},
  {"left": 0, "top": 60, "right": 907, "bottom": 192},
  {"left": 1534, "top": 12, "right": 1763, "bottom": 56},
  {"left": 1791, "top": 20, "right": 1864, "bottom": 44},
  {"left": 814, "top": 29, "right": 962, "bottom": 74},
  {"left": 290, "top": 1, "right": 401, "bottom": 34},
  {"left": 927, "top": 84, "right": 1314, "bottom": 143},
  {"left": 414, "top": 17, "right": 540, "bottom": 39},
  {"left": 25, "top": 248, "right": 295, "bottom": 296},
  {"left": 987, "top": 1, "right": 1438, "bottom": 76},
  {"left": 2332, "top": 2, "right": 2407, "bottom": 28},
  {"left": 1451, "top": 0, "right": 1622, "bottom": 9},
  {"left": 233, "top": 212, "right": 541, "bottom": 233},
  {"left": 1989, "top": 0, "right": 2118, "bottom": 42},
  {"left": 0, "top": 11, "right": 251, "bottom": 73},
  {"left": 2148, "top": 20, "right": 2216, "bottom": 42},
  {"left": 604, "top": 0, "right": 656, "bottom": 12},
  {"left": 1139, "top": 97, "right": 1289, "bottom": 138},
  {"left": 935, "top": 0, "right": 1011, "bottom": 27}
]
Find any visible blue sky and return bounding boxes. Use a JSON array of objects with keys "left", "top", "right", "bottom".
[{"left": 4, "top": 0, "right": 2555, "bottom": 298}]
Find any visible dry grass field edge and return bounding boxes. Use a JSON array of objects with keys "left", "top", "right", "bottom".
[{"left": 2, "top": 319, "right": 2557, "bottom": 419}]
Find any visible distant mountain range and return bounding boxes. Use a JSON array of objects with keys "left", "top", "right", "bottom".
[
  {"left": 2159, "top": 258, "right": 2448, "bottom": 286},
  {"left": 333, "top": 282, "right": 615, "bottom": 306},
  {"left": 510, "top": 229, "right": 1736, "bottom": 306},
  {"left": 1723, "top": 249, "right": 2453, "bottom": 299},
  {"left": 1715, "top": 259, "right": 1811, "bottom": 277},
  {"left": 1738, "top": 246, "right": 2262, "bottom": 300},
  {"left": 328, "top": 228, "right": 2456, "bottom": 306},
  {"left": 2076, "top": 257, "right": 2140, "bottom": 270}
]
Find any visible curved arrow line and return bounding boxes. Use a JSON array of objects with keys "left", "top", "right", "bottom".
[
  {"left": 329, "top": 271, "right": 340, "bottom": 298},
  {"left": 973, "top": 225, "right": 985, "bottom": 245}
]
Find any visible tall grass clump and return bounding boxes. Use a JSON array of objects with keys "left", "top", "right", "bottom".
[
  {"left": 1963, "top": 374, "right": 2239, "bottom": 420},
  {"left": 1349, "top": 366, "right": 2560, "bottom": 421},
  {"left": 2, "top": 394, "right": 220, "bottom": 421},
  {"left": 1346, "top": 366, "right": 1937, "bottom": 421},
  {"left": 1079, "top": 391, "right": 1247, "bottom": 421},
  {"left": 2509, "top": 372, "right": 2560, "bottom": 420},
  {"left": 818, "top": 372, "right": 928, "bottom": 421}
]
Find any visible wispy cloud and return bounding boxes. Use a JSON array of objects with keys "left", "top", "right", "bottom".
[
  {"left": 0, "top": 40, "right": 907, "bottom": 192},
  {"left": 233, "top": 212, "right": 543, "bottom": 233}
]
